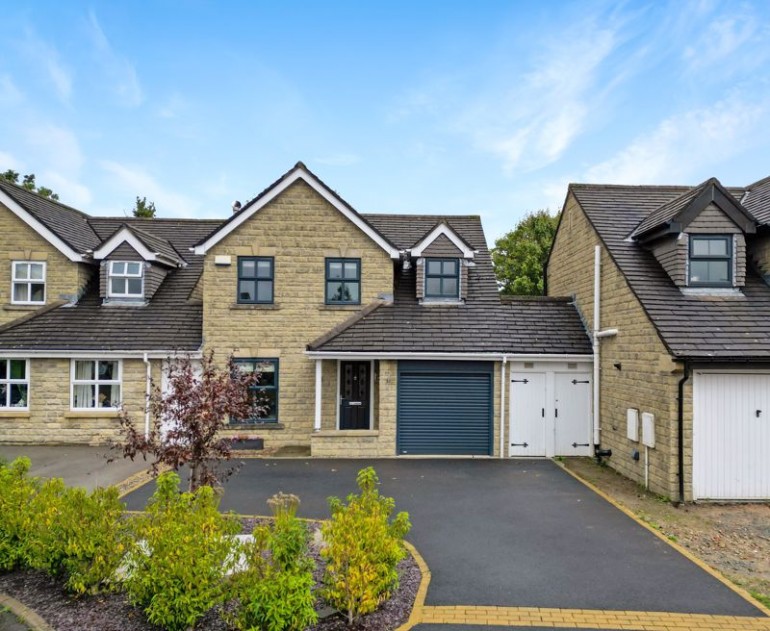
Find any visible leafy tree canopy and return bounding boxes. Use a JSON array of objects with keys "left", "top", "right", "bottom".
[
  {"left": 1, "top": 170, "right": 59, "bottom": 200},
  {"left": 131, "top": 196, "right": 156, "bottom": 218},
  {"left": 492, "top": 209, "right": 559, "bottom": 295}
]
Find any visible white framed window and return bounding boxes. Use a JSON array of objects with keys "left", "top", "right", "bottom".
[
  {"left": 12, "top": 262, "right": 46, "bottom": 305},
  {"left": 108, "top": 261, "right": 143, "bottom": 298},
  {"left": 0, "top": 359, "right": 29, "bottom": 409},
  {"left": 71, "top": 360, "right": 121, "bottom": 409}
]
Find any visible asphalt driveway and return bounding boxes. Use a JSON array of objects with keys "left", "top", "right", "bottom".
[
  {"left": 124, "top": 458, "right": 762, "bottom": 616},
  {"left": 0, "top": 444, "right": 147, "bottom": 490}
]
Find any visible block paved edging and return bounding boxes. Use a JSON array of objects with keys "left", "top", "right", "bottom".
[
  {"left": 556, "top": 460, "right": 770, "bottom": 619},
  {"left": 0, "top": 593, "right": 55, "bottom": 631},
  {"left": 419, "top": 605, "right": 770, "bottom": 630}
]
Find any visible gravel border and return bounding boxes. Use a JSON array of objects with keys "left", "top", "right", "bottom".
[{"left": 0, "top": 519, "right": 420, "bottom": 631}]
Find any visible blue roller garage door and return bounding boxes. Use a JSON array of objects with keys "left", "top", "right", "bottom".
[{"left": 397, "top": 361, "right": 493, "bottom": 455}]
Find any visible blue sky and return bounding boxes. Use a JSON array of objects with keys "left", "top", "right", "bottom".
[{"left": 1, "top": 1, "right": 769, "bottom": 244}]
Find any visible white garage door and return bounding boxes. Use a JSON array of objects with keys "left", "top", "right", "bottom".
[{"left": 693, "top": 372, "right": 770, "bottom": 500}]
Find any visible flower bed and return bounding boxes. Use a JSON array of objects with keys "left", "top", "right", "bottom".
[{"left": 0, "top": 460, "right": 419, "bottom": 631}]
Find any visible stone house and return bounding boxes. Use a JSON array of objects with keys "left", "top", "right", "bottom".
[
  {"left": 0, "top": 162, "right": 592, "bottom": 457},
  {"left": 547, "top": 175, "right": 770, "bottom": 501}
]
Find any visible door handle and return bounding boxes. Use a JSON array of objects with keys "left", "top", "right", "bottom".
[{"left": 757, "top": 410, "right": 762, "bottom": 418}]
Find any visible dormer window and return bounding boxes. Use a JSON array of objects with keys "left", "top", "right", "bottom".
[
  {"left": 109, "top": 261, "right": 144, "bottom": 298},
  {"left": 425, "top": 258, "right": 459, "bottom": 299},
  {"left": 689, "top": 236, "right": 732, "bottom": 287}
]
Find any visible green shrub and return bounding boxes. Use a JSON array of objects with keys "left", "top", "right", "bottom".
[
  {"left": 124, "top": 471, "right": 240, "bottom": 631},
  {"left": 321, "top": 467, "right": 411, "bottom": 624},
  {"left": 0, "top": 457, "right": 40, "bottom": 571},
  {"left": 26, "top": 482, "right": 128, "bottom": 594},
  {"left": 227, "top": 493, "right": 317, "bottom": 631}
]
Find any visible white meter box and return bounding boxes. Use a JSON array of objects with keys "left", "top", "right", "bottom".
[
  {"left": 626, "top": 408, "right": 639, "bottom": 442},
  {"left": 641, "top": 412, "right": 655, "bottom": 448}
]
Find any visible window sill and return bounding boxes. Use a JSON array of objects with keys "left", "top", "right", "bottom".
[
  {"left": 64, "top": 410, "right": 121, "bottom": 418},
  {"left": 102, "top": 300, "right": 148, "bottom": 307},
  {"left": 318, "top": 304, "right": 361, "bottom": 311},
  {"left": 227, "top": 422, "right": 284, "bottom": 430},
  {"left": 230, "top": 303, "right": 281, "bottom": 310},
  {"left": 420, "top": 298, "right": 464, "bottom": 306},
  {"left": 2, "top": 304, "right": 43, "bottom": 311},
  {"left": 0, "top": 410, "right": 31, "bottom": 418}
]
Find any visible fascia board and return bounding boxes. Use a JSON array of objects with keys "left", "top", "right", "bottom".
[{"left": 0, "top": 190, "right": 85, "bottom": 262}]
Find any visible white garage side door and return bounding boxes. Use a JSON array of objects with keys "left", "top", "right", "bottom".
[{"left": 693, "top": 372, "right": 770, "bottom": 500}]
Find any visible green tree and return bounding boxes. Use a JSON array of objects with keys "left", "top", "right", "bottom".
[
  {"left": 492, "top": 209, "right": 559, "bottom": 295},
  {"left": 131, "top": 196, "right": 156, "bottom": 218},
  {"left": 0, "top": 170, "right": 59, "bottom": 200}
]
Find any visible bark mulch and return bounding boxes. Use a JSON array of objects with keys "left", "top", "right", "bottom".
[{"left": 0, "top": 519, "right": 420, "bottom": 631}]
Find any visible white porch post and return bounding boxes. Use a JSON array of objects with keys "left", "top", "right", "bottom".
[{"left": 314, "top": 359, "right": 322, "bottom": 431}]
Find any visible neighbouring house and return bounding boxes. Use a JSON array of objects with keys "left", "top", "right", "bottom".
[
  {"left": 0, "top": 162, "right": 593, "bottom": 457},
  {"left": 547, "top": 175, "right": 770, "bottom": 501}
]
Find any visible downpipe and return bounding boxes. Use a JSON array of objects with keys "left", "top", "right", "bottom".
[{"left": 675, "top": 361, "right": 690, "bottom": 505}]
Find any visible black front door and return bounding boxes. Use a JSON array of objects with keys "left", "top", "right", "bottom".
[{"left": 339, "top": 361, "right": 370, "bottom": 430}]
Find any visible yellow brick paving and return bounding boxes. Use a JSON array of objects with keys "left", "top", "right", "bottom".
[{"left": 419, "top": 605, "right": 770, "bottom": 630}]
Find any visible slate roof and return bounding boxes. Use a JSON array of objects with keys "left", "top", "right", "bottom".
[
  {"left": 310, "top": 215, "right": 592, "bottom": 355},
  {"left": 122, "top": 224, "right": 184, "bottom": 266},
  {"left": 0, "top": 219, "right": 221, "bottom": 351},
  {"left": 630, "top": 179, "right": 712, "bottom": 238},
  {"left": 0, "top": 175, "right": 593, "bottom": 356},
  {"left": 0, "top": 179, "right": 101, "bottom": 253},
  {"left": 567, "top": 180, "right": 770, "bottom": 360},
  {"left": 743, "top": 176, "right": 770, "bottom": 225}
]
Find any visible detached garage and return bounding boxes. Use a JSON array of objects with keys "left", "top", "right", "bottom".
[
  {"left": 397, "top": 361, "right": 493, "bottom": 456},
  {"left": 693, "top": 371, "right": 770, "bottom": 500}
]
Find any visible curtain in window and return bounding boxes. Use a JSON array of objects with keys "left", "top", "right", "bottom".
[{"left": 73, "top": 361, "right": 95, "bottom": 408}]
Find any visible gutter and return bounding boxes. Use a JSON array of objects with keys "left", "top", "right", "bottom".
[
  {"left": 305, "top": 351, "right": 593, "bottom": 362},
  {"left": 0, "top": 350, "right": 203, "bottom": 359},
  {"left": 676, "top": 361, "right": 690, "bottom": 505}
]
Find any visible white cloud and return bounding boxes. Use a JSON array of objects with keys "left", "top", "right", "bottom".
[
  {"left": 86, "top": 11, "right": 144, "bottom": 107},
  {"left": 455, "top": 15, "right": 621, "bottom": 174},
  {"left": 0, "top": 151, "right": 24, "bottom": 172},
  {"left": 19, "top": 29, "right": 72, "bottom": 102},
  {"left": 100, "top": 160, "right": 199, "bottom": 217},
  {"left": 0, "top": 75, "right": 23, "bottom": 106},
  {"left": 42, "top": 171, "right": 92, "bottom": 207},
  {"left": 25, "top": 124, "right": 84, "bottom": 173},
  {"left": 683, "top": 14, "right": 757, "bottom": 70},
  {"left": 585, "top": 99, "right": 767, "bottom": 184},
  {"left": 18, "top": 123, "right": 93, "bottom": 206}
]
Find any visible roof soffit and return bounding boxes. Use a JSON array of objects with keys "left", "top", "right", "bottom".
[
  {"left": 409, "top": 222, "right": 476, "bottom": 258},
  {"left": 92, "top": 226, "right": 183, "bottom": 267}
]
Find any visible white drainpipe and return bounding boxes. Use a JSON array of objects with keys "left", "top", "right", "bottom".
[
  {"left": 499, "top": 356, "right": 507, "bottom": 459},
  {"left": 143, "top": 352, "right": 151, "bottom": 439},
  {"left": 593, "top": 247, "right": 601, "bottom": 447},
  {"left": 593, "top": 246, "right": 618, "bottom": 448}
]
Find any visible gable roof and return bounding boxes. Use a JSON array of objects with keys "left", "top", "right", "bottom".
[
  {"left": 193, "top": 162, "right": 401, "bottom": 258},
  {"left": 93, "top": 224, "right": 184, "bottom": 267},
  {"left": 410, "top": 221, "right": 476, "bottom": 258},
  {"left": 308, "top": 214, "right": 591, "bottom": 357},
  {"left": 0, "top": 179, "right": 100, "bottom": 261},
  {"left": 0, "top": 219, "right": 222, "bottom": 352},
  {"left": 565, "top": 180, "right": 770, "bottom": 360},
  {"left": 630, "top": 177, "right": 757, "bottom": 241}
]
